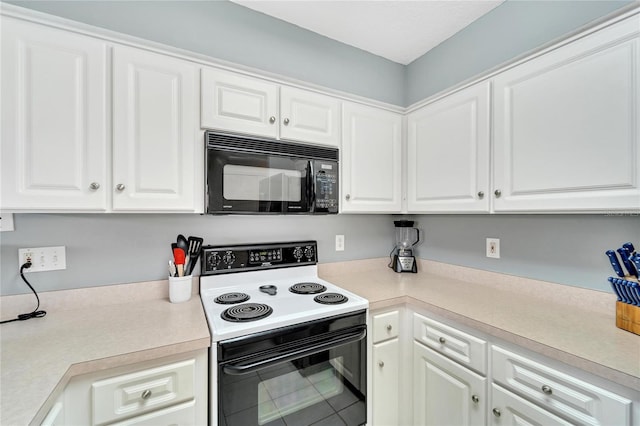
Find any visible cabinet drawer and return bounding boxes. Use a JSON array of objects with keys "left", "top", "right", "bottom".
[
  {"left": 491, "top": 383, "right": 572, "bottom": 426},
  {"left": 413, "top": 313, "right": 487, "bottom": 375},
  {"left": 492, "top": 346, "right": 631, "bottom": 425},
  {"left": 92, "top": 359, "right": 195, "bottom": 425},
  {"left": 108, "top": 400, "right": 195, "bottom": 426},
  {"left": 372, "top": 310, "right": 399, "bottom": 343}
]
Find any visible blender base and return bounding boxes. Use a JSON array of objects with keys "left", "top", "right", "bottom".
[{"left": 393, "top": 255, "right": 417, "bottom": 273}]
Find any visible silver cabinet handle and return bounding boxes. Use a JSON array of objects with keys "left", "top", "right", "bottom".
[
  {"left": 492, "top": 408, "right": 501, "bottom": 417},
  {"left": 283, "top": 118, "right": 290, "bottom": 125},
  {"left": 471, "top": 395, "right": 480, "bottom": 404},
  {"left": 141, "top": 389, "right": 152, "bottom": 400},
  {"left": 494, "top": 189, "right": 502, "bottom": 198},
  {"left": 386, "top": 324, "right": 392, "bottom": 331},
  {"left": 345, "top": 194, "right": 351, "bottom": 200},
  {"left": 477, "top": 191, "right": 484, "bottom": 199},
  {"left": 438, "top": 337, "right": 446, "bottom": 344},
  {"left": 541, "top": 385, "right": 552, "bottom": 395},
  {"left": 116, "top": 184, "right": 126, "bottom": 192},
  {"left": 89, "top": 182, "right": 100, "bottom": 190},
  {"left": 378, "top": 361, "right": 384, "bottom": 367},
  {"left": 269, "top": 116, "right": 276, "bottom": 124}
]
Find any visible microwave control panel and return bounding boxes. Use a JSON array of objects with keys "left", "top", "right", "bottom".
[
  {"left": 313, "top": 160, "right": 338, "bottom": 213},
  {"left": 202, "top": 241, "right": 317, "bottom": 275}
]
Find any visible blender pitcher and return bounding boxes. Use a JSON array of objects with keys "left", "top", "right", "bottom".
[{"left": 392, "top": 220, "right": 419, "bottom": 273}]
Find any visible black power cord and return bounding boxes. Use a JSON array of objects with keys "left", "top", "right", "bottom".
[{"left": 0, "top": 262, "right": 47, "bottom": 324}]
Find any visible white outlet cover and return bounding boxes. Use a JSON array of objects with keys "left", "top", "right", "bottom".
[
  {"left": 335, "top": 235, "right": 345, "bottom": 251},
  {"left": 18, "top": 246, "right": 66, "bottom": 272},
  {"left": 486, "top": 238, "right": 500, "bottom": 259}
]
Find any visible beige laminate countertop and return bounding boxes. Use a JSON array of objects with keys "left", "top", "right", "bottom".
[
  {"left": 319, "top": 258, "right": 640, "bottom": 392},
  {"left": 0, "top": 279, "right": 210, "bottom": 426}
]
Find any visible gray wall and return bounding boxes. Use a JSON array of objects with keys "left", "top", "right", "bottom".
[
  {"left": 405, "top": 0, "right": 635, "bottom": 105},
  {"left": 412, "top": 215, "right": 640, "bottom": 293},
  {"left": 0, "top": 214, "right": 397, "bottom": 295},
  {"left": 4, "top": 0, "right": 405, "bottom": 105}
]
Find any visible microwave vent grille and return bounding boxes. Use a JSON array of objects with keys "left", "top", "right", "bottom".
[{"left": 206, "top": 131, "right": 338, "bottom": 161}]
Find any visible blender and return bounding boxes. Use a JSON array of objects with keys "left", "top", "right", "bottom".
[{"left": 392, "top": 220, "right": 420, "bottom": 273}]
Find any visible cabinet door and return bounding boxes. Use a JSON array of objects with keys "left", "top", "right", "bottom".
[
  {"left": 201, "top": 67, "right": 278, "bottom": 138},
  {"left": 493, "top": 15, "right": 640, "bottom": 212},
  {"left": 112, "top": 46, "right": 199, "bottom": 211},
  {"left": 372, "top": 338, "right": 400, "bottom": 426},
  {"left": 491, "top": 384, "right": 572, "bottom": 426},
  {"left": 413, "top": 342, "right": 486, "bottom": 426},
  {"left": 341, "top": 103, "right": 402, "bottom": 213},
  {"left": 280, "top": 86, "right": 340, "bottom": 146},
  {"left": 1, "top": 17, "right": 108, "bottom": 211},
  {"left": 407, "top": 82, "right": 490, "bottom": 213}
]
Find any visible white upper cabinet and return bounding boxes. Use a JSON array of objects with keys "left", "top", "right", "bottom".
[
  {"left": 341, "top": 102, "right": 402, "bottom": 213},
  {"left": 407, "top": 82, "right": 490, "bottom": 213},
  {"left": 492, "top": 14, "right": 640, "bottom": 213},
  {"left": 112, "top": 46, "right": 199, "bottom": 211},
  {"left": 280, "top": 86, "right": 340, "bottom": 147},
  {"left": 1, "top": 17, "right": 108, "bottom": 211},
  {"left": 201, "top": 67, "right": 278, "bottom": 139},
  {"left": 201, "top": 67, "right": 340, "bottom": 146}
]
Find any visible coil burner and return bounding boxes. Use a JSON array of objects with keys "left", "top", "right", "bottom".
[
  {"left": 214, "top": 292, "right": 250, "bottom": 304},
  {"left": 289, "top": 282, "right": 327, "bottom": 295},
  {"left": 221, "top": 303, "right": 273, "bottom": 322},
  {"left": 314, "top": 293, "right": 348, "bottom": 305}
]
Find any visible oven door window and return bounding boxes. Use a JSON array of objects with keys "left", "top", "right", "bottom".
[{"left": 219, "top": 343, "right": 366, "bottom": 426}]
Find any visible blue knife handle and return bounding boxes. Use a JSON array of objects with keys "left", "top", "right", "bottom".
[
  {"left": 609, "top": 277, "right": 623, "bottom": 301},
  {"left": 628, "top": 282, "right": 640, "bottom": 306},
  {"left": 623, "top": 242, "right": 635, "bottom": 254},
  {"left": 617, "top": 248, "right": 639, "bottom": 278},
  {"left": 631, "top": 253, "right": 640, "bottom": 275},
  {"left": 606, "top": 250, "right": 626, "bottom": 277},
  {"left": 616, "top": 279, "right": 633, "bottom": 304},
  {"left": 621, "top": 280, "right": 640, "bottom": 306}
]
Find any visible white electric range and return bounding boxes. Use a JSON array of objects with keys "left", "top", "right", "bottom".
[{"left": 199, "top": 241, "right": 369, "bottom": 426}]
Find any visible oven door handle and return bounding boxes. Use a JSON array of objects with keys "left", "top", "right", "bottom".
[{"left": 223, "top": 327, "right": 366, "bottom": 376}]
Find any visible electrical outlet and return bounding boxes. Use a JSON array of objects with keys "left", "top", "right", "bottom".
[
  {"left": 18, "top": 246, "right": 66, "bottom": 272},
  {"left": 486, "top": 238, "right": 500, "bottom": 259},
  {"left": 335, "top": 235, "right": 345, "bottom": 251}
]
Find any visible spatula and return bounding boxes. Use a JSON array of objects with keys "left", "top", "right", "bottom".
[{"left": 186, "top": 236, "right": 203, "bottom": 275}]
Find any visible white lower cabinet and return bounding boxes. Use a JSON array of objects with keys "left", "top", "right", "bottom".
[
  {"left": 490, "top": 383, "right": 572, "bottom": 426},
  {"left": 59, "top": 350, "right": 207, "bottom": 426},
  {"left": 371, "top": 310, "right": 402, "bottom": 426}
]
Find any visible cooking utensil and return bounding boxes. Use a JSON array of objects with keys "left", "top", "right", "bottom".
[
  {"left": 173, "top": 247, "right": 186, "bottom": 277},
  {"left": 169, "top": 260, "right": 177, "bottom": 277},
  {"left": 177, "top": 234, "right": 190, "bottom": 271},
  {"left": 617, "top": 247, "right": 638, "bottom": 278},
  {"left": 608, "top": 277, "right": 623, "bottom": 302},
  {"left": 186, "top": 236, "right": 203, "bottom": 275},
  {"left": 623, "top": 242, "right": 636, "bottom": 255},
  {"left": 605, "top": 250, "right": 626, "bottom": 277}
]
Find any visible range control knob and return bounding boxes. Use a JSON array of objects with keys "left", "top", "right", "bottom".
[
  {"left": 293, "top": 247, "right": 303, "bottom": 260},
  {"left": 207, "top": 252, "right": 221, "bottom": 269},
  {"left": 304, "top": 246, "right": 315, "bottom": 260},
  {"left": 223, "top": 251, "right": 236, "bottom": 265}
]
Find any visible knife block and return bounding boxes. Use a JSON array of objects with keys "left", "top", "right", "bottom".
[{"left": 615, "top": 301, "right": 640, "bottom": 335}]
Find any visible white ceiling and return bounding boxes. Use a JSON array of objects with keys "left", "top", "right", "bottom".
[{"left": 231, "top": 0, "right": 506, "bottom": 65}]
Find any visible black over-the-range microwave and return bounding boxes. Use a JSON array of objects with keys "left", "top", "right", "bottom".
[{"left": 205, "top": 131, "right": 339, "bottom": 214}]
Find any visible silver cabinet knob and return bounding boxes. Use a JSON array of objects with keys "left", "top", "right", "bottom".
[
  {"left": 494, "top": 189, "right": 502, "bottom": 198},
  {"left": 141, "top": 389, "right": 152, "bottom": 400},
  {"left": 477, "top": 191, "right": 484, "bottom": 199},
  {"left": 378, "top": 361, "right": 384, "bottom": 367},
  {"left": 438, "top": 337, "right": 446, "bottom": 344},
  {"left": 345, "top": 194, "right": 351, "bottom": 200},
  {"left": 386, "top": 324, "right": 392, "bottom": 331},
  {"left": 269, "top": 116, "right": 276, "bottom": 124},
  {"left": 116, "top": 184, "right": 126, "bottom": 192},
  {"left": 283, "top": 118, "right": 290, "bottom": 125},
  {"left": 541, "top": 385, "right": 552, "bottom": 395},
  {"left": 89, "top": 182, "right": 100, "bottom": 190},
  {"left": 492, "top": 408, "right": 501, "bottom": 417},
  {"left": 471, "top": 395, "right": 480, "bottom": 404}
]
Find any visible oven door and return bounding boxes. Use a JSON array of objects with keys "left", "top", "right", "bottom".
[
  {"left": 207, "top": 148, "right": 312, "bottom": 214},
  {"left": 217, "top": 314, "right": 367, "bottom": 426}
]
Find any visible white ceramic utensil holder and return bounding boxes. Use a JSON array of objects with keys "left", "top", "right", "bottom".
[{"left": 169, "top": 275, "right": 192, "bottom": 303}]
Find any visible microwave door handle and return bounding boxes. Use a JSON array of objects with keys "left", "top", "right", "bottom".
[
  {"left": 307, "top": 160, "right": 315, "bottom": 210},
  {"left": 222, "top": 327, "right": 366, "bottom": 376}
]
